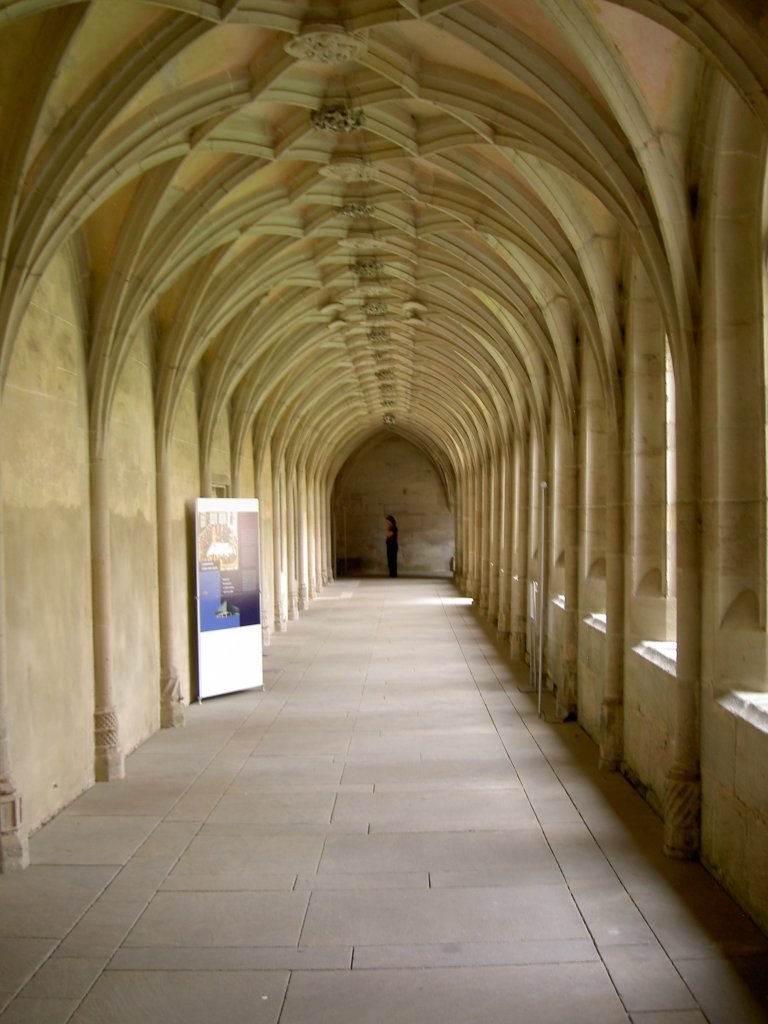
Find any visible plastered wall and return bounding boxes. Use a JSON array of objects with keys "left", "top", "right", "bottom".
[{"left": 2, "top": 252, "right": 94, "bottom": 826}]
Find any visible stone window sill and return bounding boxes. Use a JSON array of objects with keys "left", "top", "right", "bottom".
[
  {"left": 718, "top": 691, "right": 768, "bottom": 735},
  {"left": 632, "top": 640, "right": 677, "bottom": 675},
  {"left": 584, "top": 612, "right": 607, "bottom": 634}
]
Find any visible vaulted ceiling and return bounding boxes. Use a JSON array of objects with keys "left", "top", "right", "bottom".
[{"left": 0, "top": 0, "right": 765, "bottom": 485}]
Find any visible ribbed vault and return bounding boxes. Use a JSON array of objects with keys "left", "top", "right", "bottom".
[{"left": 0, "top": 0, "right": 764, "bottom": 491}]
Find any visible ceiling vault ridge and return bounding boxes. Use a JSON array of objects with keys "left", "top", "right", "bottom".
[{"left": 0, "top": 0, "right": 761, "bottom": 468}]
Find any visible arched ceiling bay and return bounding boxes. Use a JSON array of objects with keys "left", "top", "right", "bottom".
[{"left": 0, "top": 0, "right": 765, "bottom": 483}]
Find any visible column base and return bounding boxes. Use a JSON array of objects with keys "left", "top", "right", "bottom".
[
  {"left": 663, "top": 768, "right": 701, "bottom": 859},
  {"left": 557, "top": 661, "right": 578, "bottom": 721},
  {"left": 161, "top": 699, "right": 185, "bottom": 729},
  {"left": 510, "top": 629, "right": 527, "bottom": 661},
  {"left": 94, "top": 708, "right": 125, "bottom": 781},
  {"left": 95, "top": 746, "right": 125, "bottom": 782},
  {"left": 497, "top": 608, "right": 510, "bottom": 634},
  {"left": 0, "top": 787, "right": 29, "bottom": 871},
  {"left": 0, "top": 828, "right": 29, "bottom": 872},
  {"left": 160, "top": 671, "right": 184, "bottom": 729},
  {"left": 599, "top": 697, "right": 623, "bottom": 771}
]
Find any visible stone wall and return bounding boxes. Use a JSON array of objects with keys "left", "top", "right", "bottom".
[{"left": 333, "top": 433, "right": 454, "bottom": 577}]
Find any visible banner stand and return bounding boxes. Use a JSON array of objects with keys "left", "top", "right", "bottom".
[{"left": 194, "top": 498, "right": 263, "bottom": 700}]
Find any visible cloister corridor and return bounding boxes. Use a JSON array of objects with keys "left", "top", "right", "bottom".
[{"left": 1, "top": 578, "right": 766, "bottom": 1024}]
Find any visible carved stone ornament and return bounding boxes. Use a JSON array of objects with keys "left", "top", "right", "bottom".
[
  {"left": 364, "top": 300, "right": 389, "bottom": 316},
  {"left": 311, "top": 104, "right": 366, "bottom": 132},
  {"left": 351, "top": 256, "right": 383, "bottom": 276},
  {"left": 340, "top": 201, "right": 375, "bottom": 218},
  {"left": 382, "top": 414, "right": 396, "bottom": 425},
  {"left": 319, "top": 158, "right": 379, "bottom": 181},
  {"left": 375, "top": 369, "right": 394, "bottom": 379},
  {"left": 338, "top": 236, "right": 387, "bottom": 250},
  {"left": 284, "top": 25, "right": 368, "bottom": 65},
  {"left": 368, "top": 326, "right": 390, "bottom": 341},
  {"left": 379, "top": 382, "right": 395, "bottom": 393}
]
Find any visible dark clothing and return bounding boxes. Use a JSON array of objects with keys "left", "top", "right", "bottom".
[{"left": 386, "top": 532, "right": 398, "bottom": 578}]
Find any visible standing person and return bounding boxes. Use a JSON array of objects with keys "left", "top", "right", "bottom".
[{"left": 385, "top": 515, "right": 398, "bottom": 578}]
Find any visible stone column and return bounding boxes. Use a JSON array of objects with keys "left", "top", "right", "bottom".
[
  {"left": 487, "top": 448, "right": 502, "bottom": 625},
  {"left": 664, "top": 397, "right": 700, "bottom": 857},
  {"left": 256, "top": 445, "right": 275, "bottom": 647},
  {"left": 600, "top": 415, "right": 625, "bottom": 771},
  {"left": 90, "top": 446, "right": 125, "bottom": 781},
  {"left": 156, "top": 448, "right": 184, "bottom": 728},
  {"left": 558, "top": 420, "right": 579, "bottom": 719},
  {"left": 306, "top": 473, "right": 318, "bottom": 599},
  {"left": 320, "top": 477, "right": 332, "bottom": 585},
  {"left": 510, "top": 434, "right": 529, "bottom": 660},
  {"left": 478, "top": 462, "right": 491, "bottom": 614},
  {"left": 0, "top": 460, "right": 28, "bottom": 870},
  {"left": 455, "top": 473, "right": 468, "bottom": 591},
  {"left": 296, "top": 471, "right": 309, "bottom": 610},
  {"left": 272, "top": 457, "right": 288, "bottom": 632},
  {"left": 286, "top": 472, "right": 298, "bottom": 620},
  {"left": 496, "top": 443, "right": 513, "bottom": 640},
  {"left": 471, "top": 467, "right": 483, "bottom": 601},
  {"left": 462, "top": 471, "right": 474, "bottom": 597}
]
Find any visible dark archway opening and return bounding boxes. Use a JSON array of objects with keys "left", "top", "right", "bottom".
[{"left": 332, "top": 433, "right": 454, "bottom": 578}]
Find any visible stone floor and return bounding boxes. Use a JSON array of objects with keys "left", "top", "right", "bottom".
[{"left": 1, "top": 578, "right": 768, "bottom": 1024}]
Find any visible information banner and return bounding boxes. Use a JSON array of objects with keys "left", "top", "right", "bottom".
[{"left": 195, "top": 498, "right": 263, "bottom": 700}]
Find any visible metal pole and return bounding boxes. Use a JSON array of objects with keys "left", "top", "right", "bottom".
[{"left": 537, "top": 480, "right": 547, "bottom": 717}]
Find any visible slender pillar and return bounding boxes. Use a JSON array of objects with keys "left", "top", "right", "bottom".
[
  {"left": 90, "top": 446, "right": 125, "bottom": 780},
  {"left": 296, "top": 471, "right": 309, "bottom": 610},
  {"left": 320, "top": 478, "right": 332, "bottom": 585},
  {"left": 600, "top": 416, "right": 625, "bottom": 771},
  {"left": 497, "top": 444, "right": 513, "bottom": 639},
  {"left": 0, "top": 459, "right": 28, "bottom": 870},
  {"left": 272, "top": 458, "right": 288, "bottom": 632},
  {"left": 306, "top": 474, "right": 317, "bottom": 599},
  {"left": 470, "top": 468, "right": 482, "bottom": 600},
  {"left": 558, "top": 423, "right": 579, "bottom": 719},
  {"left": 157, "top": 448, "right": 184, "bottom": 728},
  {"left": 510, "top": 434, "right": 530, "bottom": 660},
  {"left": 256, "top": 443, "right": 275, "bottom": 647},
  {"left": 286, "top": 473, "right": 298, "bottom": 620},
  {"left": 487, "top": 449, "right": 502, "bottom": 625},
  {"left": 664, "top": 391, "right": 700, "bottom": 857},
  {"left": 455, "top": 473, "right": 467, "bottom": 591},
  {"left": 478, "top": 462, "right": 491, "bottom": 614}
]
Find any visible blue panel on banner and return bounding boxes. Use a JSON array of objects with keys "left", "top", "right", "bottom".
[{"left": 199, "top": 569, "right": 241, "bottom": 631}]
